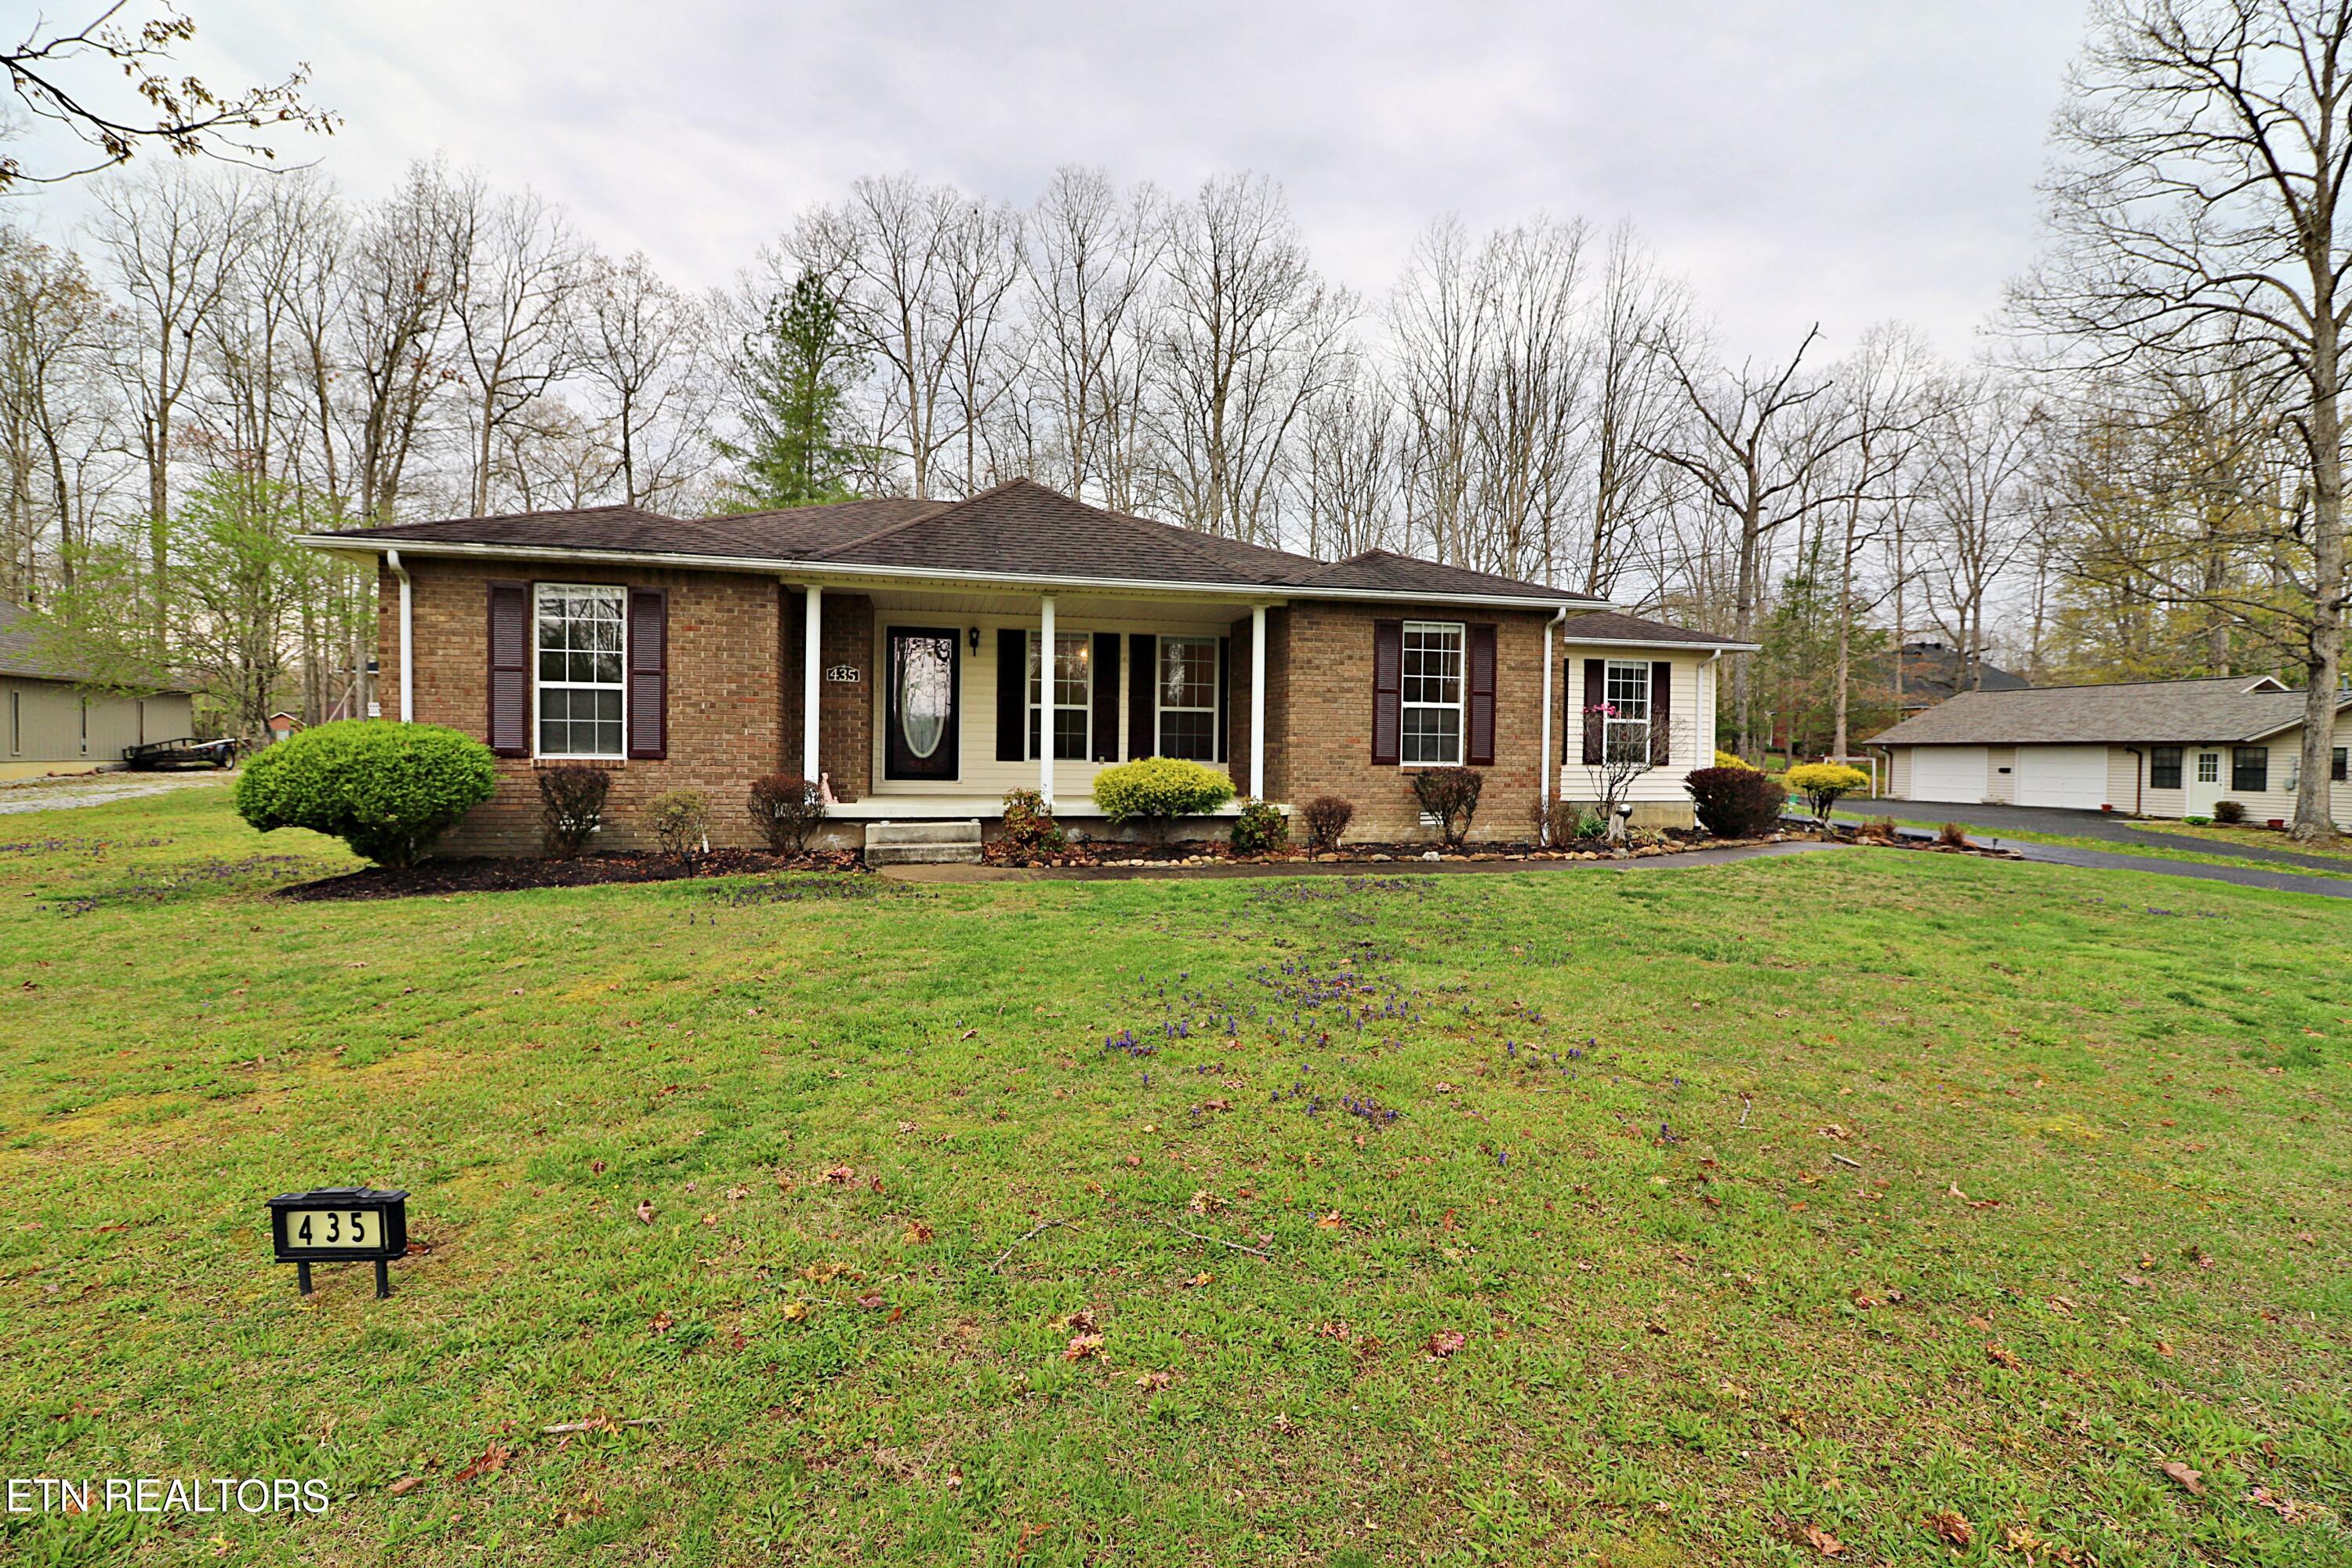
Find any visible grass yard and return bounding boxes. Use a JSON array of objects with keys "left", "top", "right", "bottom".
[
  {"left": 1829, "top": 808, "right": 2352, "bottom": 883},
  {"left": 2, "top": 784, "right": 2348, "bottom": 1567},
  {"left": 2128, "top": 821, "right": 2352, "bottom": 865}
]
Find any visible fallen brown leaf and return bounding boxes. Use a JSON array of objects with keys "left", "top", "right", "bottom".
[
  {"left": 1425, "top": 1329, "right": 1468, "bottom": 1359},
  {"left": 1924, "top": 1510, "right": 1973, "bottom": 1548},
  {"left": 1801, "top": 1523, "right": 1845, "bottom": 1558},
  {"left": 1064, "top": 1332, "right": 1103, "bottom": 1361},
  {"left": 2158, "top": 1460, "right": 2205, "bottom": 1497},
  {"left": 634, "top": 1200, "right": 655, "bottom": 1224},
  {"left": 387, "top": 1475, "right": 425, "bottom": 1497},
  {"left": 451, "top": 1443, "right": 511, "bottom": 1485}
]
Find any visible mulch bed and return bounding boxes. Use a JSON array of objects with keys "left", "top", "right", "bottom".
[
  {"left": 983, "top": 829, "right": 1744, "bottom": 870},
  {"left": 281, "top": 848, "right": 865, "bottom": 902}
]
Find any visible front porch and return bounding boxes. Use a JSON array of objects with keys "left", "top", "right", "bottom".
[{"left": 793, "top": 579, "right": 1272, "bottom": 814}]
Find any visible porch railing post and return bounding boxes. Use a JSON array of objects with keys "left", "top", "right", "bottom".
[
  {"left": 803, "top": 584, "right": 822, "bottom": 782},
  {"left": 1039, "top": 594, "right": 1055, "bottom": 806},
  {"left": 1249, "top": 604, "right": 1267, "bottom": 800}
]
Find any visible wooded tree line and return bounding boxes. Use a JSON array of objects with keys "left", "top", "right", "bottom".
[{"left": 2, "top": 0, "right": 2347, "bottom": 845}]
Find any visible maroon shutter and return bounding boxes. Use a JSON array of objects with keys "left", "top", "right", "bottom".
[
  {"left": 996, "top": 628, "right": 1025, "bottom": 762},
  {"left": 627, "top": 588, "right": 667, "bottom": 760},
  {"left": 1370, "top": 619, "right": 1403, "bottom": 765},
  {"left": 1649, "top": 659, "right": 1672, "bottom": 766},
  {"left": 1091, "top": 632, "right": 1120, "bottom": 762},
  {"left": 1581, "top": 659, "right": 1605, "bottom": 765},
  {"left": 487, "top": 581, "right": 528, "bottom": 757},
  {"left": 1128, "top": 633, "right": 1156, "bottom": 759},
  {"left": 1466, "top": 622, "right": 1497, "bottom": 767}
]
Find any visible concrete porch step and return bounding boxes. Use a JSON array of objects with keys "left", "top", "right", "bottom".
[
  {"left": 866, "top": 818, "right": 984, "bottom": 866},
  {"left": 867, "top": 818, "right": 983, "bottom": 846}
]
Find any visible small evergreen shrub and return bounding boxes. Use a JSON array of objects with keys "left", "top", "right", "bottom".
[
  {"left": 748, "top": 774, "right": 826, "bottom": 853},
  {"left": 538, "top": 765, "right": 611, "bottom": 857},
  {"left": 648, "top": 790, "right": 711, "bottom": 862},
  {"left": 1410, "top": 766, "right": 1483, "bottom": 846},
  {"left": 1000, "top": 788, "right": 1067, "bottom": 857},
  {"left": 2183, "top": 814, "right": 2212, "bottom": 826},
  {"left": 1574, "top": 806, "right": 1610, "bottom": 840},
  {"left": 1787, "top": 762, "right": 1871, "bottom": 826},
  {"left": 1683, "top": 765, "right": 1784, "bottom": 837},
  {"left": 1230, "top": 798, "right": 1289, "bottom": 855},
  {"left": 2213, "top": 799, "right": 2247, "bottom": 824},
  {"left": 1301, "top": 794, "right": 1355, "bottom": 851},
  {"left": 235, "top": 719, "right": 496, "bottom": 869},
  {"left": 1713, "top": 749, "right": 1756, "bottom": 771},
  {"left": 1091, "top": 757, "right": 1236, "bottom": 838}
]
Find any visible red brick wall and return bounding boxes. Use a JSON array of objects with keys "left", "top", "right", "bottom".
[
  {"left": 1274, "top": 601, "right": 1555, "bottom": 843},
  {"left": 383, "top": 561, "right": 788, "bottom": 854},
  {"left": 779, "top": 590, "right": 875, "bottom": 802}
]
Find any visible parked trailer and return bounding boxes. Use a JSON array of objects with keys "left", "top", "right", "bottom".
[{"left": 123, "top": 736, "right": 237, "bottom": 771}]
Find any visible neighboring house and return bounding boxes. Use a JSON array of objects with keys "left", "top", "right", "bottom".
[
  {"left": 264, "top": 711, "right": 303, "bottom": 743},
  {"left": 300, "top": 478, "right": 1748, "bottom": 853},
  {"left": 0, "top": 597, "right": 194, "bottom": 780},
  {"left": 1887, "top": 641, "right": 2030, "bottom": 716},
  {"left": 1867, "top": 673, "right": 2352, "bottom": 824}
]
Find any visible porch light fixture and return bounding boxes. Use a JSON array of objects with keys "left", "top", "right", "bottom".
[{"left": 967, "top": 626, "right": 980, "bottom": 655}]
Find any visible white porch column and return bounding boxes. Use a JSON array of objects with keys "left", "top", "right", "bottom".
[
  {"left": 1038, "top": 594, "right": 1056, "bottom": 805},
  {"left": 802, "top": 584, "right": 822, "bottom": 781},
  {"left": 1249, "top": 604, "right": 1267, "bottom": 799}
]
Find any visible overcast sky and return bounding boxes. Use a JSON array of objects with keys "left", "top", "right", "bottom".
[{"left": 36, "top": 1, "right": 2092, "bottom": 364}]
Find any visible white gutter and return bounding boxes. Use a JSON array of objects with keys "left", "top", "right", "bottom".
[
  {"left": 294, "top": 535, "right": 1604, "bottom": 614},
  {"left": 385, "top": 548, "right": 413, "bottom": 723},
  {"left": 1562, "top": 634, "right": 1762, "bottom": 653}
]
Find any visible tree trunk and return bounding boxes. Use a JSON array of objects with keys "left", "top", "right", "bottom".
[{"left": 2292, "top": 314, "right": 2346, "bottom": 841}]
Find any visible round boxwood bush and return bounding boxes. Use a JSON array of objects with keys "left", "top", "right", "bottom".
[
  {"left": 236, "top": 720, "right": 498, "bottom": 868},
  {"left": 1091, "top": 757, "right": 1236, "bottom": 837}
]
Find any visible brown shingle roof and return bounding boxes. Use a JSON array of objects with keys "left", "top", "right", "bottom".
[
  {"left": 0, "top": 597, "right": 186, "bottom": 688},
  {"left": 1555, "top": 609, "right": 1751, "bottom": 648},
  {"left": 1866, "top": 675, "right": 2346, "bottom": 746},
  {"left": 315, "top": 477, "right": 1597, "bottom": 606}
]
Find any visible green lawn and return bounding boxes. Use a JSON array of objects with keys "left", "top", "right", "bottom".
[
  {"left": 2, "top": 785, "right": 2347, "bottom": 1567},
  {"left": 2129, "top": 820, "right": 2352, "bottom": 863},
  {"left": 1830, "top": 808, "right": 2352, "bottom": 882}
]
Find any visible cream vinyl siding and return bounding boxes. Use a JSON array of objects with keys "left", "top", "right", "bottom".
[
  {"left": 1888, "top": 747, "right": 1911, "bottom": 798},
  {"left": 2107, "top": 746, "right": 2146, "bottom": 812},
  {"left": 867, "top": 608, "right": 1240, "bottom": 800},
  {"left": 2203, "top": 719, "right": 2352, "bottom": 826},
  {"left": 1986, "top": 746, "right": 2017, "bottom": 804},
  {"left": 0, "top": 678, "right": 191, "bottom": 775},
  {"left": 1555, "top": 647, "right": 1719, "bottom": 805}
]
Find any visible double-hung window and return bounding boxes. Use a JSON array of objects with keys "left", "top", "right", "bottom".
[
  {"left": 2335, "top": 746, "right": 2348, "bottom": 783},
  {"left": 1028, "top": 631, "right": 1091, "bottom": 761},
  {"left": 1156, "top": 637, "right": 1219, "bottom": 760},
  {"left": 536, "top": 585, "right": 626, "bottom": 757},
  {"left": 2232, "top": 745, "right": 2269, "bottom": 793},
  {"left": 2148, "top": 746, "right": 2183, "bottom": 790},
  {"left": 1399, "top": 621, "right": 1465, "bottom": 765},
  {"left": 1603, "top": 660, "right": 1653, "bottom": 763}
]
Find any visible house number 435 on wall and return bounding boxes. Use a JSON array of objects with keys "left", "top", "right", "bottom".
[{"left": 826, "top": 664, "right": 861, "bottom": 683}]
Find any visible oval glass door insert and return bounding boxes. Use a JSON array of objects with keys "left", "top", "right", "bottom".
[{"left": 896, "top": 635, "right": 953, "bottom": 760}]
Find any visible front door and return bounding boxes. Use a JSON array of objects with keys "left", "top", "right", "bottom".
[
  {"left": 2185, "top": 749, "right": 2225, "bottom": 815},
  {"left": 884, "top": 628, "right": 960, "bottom": 781}
]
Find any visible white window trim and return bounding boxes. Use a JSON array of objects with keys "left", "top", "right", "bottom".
[
  {"left": 1154, "top": 634, "right": 1221, "bottom": 761},
  {"left": 1027, "top": 629, "right": 1091, "bottom": 763},
  {"left": 1603, "top": 659, "right": 1653, "bottom": 764},
  {"left": 2195, "top": 750, "right": 2221, "bottom": 784},
  {"left": 1399, "top": 619, "right": 1465, "bottom": 768},
  {"left": 534, "top": 582, "right": 629, "bottom": 761}
]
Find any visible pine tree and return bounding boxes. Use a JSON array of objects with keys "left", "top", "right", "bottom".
[{"left": 717, "top": 271, "right": 867, "bottom": 510}]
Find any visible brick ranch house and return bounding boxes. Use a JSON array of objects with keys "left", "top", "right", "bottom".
[{"left": 300, "top": 479, "right": 1748, "bottom": 854}]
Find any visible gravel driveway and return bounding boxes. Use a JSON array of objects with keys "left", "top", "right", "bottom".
[{"left": 0, "top": 771, "right": 230, "bottom": 815}]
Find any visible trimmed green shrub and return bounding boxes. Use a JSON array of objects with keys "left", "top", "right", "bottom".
[
  {"left": 1683, "top": 765, "right": 1784, "bottom": 838},
  {"left": 1410, "top": 766, "right": 1483, "bottom": 846},
  {"left": 235, "top": 719, "right": 496, "bottom": 868},
  {"left": 1000, "top": 788, "right": 1067, "bottom": 858},
  {"left": 2213, "top": 799, "right": 2247, "bottom": 824},
  {"left": 1787, "top": 762, "right": 1871, "bottom": 826},
  {"left": 748, "top": 774, "right": 826, "bottom": 853},
  {"left": 1301, "top": 794, "right": 1355, "bottom": 851},
  {"left": 2183, "top": 814, "right": 2212, "bottom": 826},
  {"left": 1091, "top": 757, "right": 1235, "bottom": 838},
  {"left": 648, "top": 790, "right": 711, "bottom": 861},
  {"left": 539, "top": 764, "right": 611, "bottom": 857},
  {"left": 1713, "top": 748, "right": 1755, "bottom": 771},
  {"left": 1230, "top": 798, "right": 1288, "bottom": 855}
]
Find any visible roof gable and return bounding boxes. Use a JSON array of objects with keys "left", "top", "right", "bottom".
[{"left": 1867, "top": 673, "right": 2346, "bottom": 747}]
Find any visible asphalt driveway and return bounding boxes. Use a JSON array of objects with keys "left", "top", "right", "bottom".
[{"left": 1838, "top": 797, "right": 2352, "bottom": 873}]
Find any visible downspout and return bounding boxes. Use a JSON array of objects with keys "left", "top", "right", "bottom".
[
  {"left": 385, "top": 548, "right": 413, "bottom": 723},
  {"left": 1538, "top": 605, "right": 1567, "bottom": 837}
]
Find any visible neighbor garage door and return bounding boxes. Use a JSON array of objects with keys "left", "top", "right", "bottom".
[
  {"left": 1907, "top": 746, "right": 1990, "bottom": 803},
  {"left": 2013, "top": 745, "right": 2109, "bottom": 811}
]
